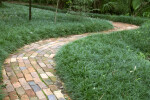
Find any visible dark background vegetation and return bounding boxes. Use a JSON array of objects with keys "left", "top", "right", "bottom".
[{"left": 2, "top": 0, "right": 150, "bottom": 17}]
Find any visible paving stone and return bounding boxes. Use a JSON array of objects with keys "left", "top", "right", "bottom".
[
  {"left": 6, "top": 80, "right": 15, "bottom": 92},
  {"left": 50, "top": 77, "right": 57, "bottom": 83},
  {"left": 31, "top": 72, "right": 39, "bottom": 78},
  {"left": 31, "top": 84, "right": 41, "bottom": 92},
  {"left": 28, "top": 67, "right": 35, "bottom": 73},
  {"left": 19, "top": 78, "right": 31, "bottom": 90},
  {"left": 40, "top": 73, "right": 48, "bottom": 79},
  {"left": 10, "top": 76, "right": 18, "bottom": 84},
  {"left": 37, "top": 69, "right": 45, "bottom": 74},
  {"left": 9, "top": 91, "right": 18, "bottom": 100},
  {"left": 28, "top": 81, "right": 36, "bottom": 86},
  {"left": 54, "top": 90, "right": 65, "bottom": 99},
  {"left": 46, "top": 72, "right": 54, "bottom": 77},
  {"left": 43, "top": 79, "right": 53, "bottom": 85},
  {"left": 13, "top": 82, "right": 21, "bottom": 88},
  {"left": 48, "top": 95, "right": 57, "bottom": 100},
  {"left": 43, "top": 88, "right": 52, "bottom": 95},
  {"left": 19, "top": 62, "right": 25, "bottom": 67},
  {"left": 50, "top": 54, "right": 55, "bottom": 58},
  {"left": 43, "top": 67, "right": 51, "bottom": 72},
  {"left": 22, "top": 69, "right": 30, "bottom": 74},
  {"left": 11, "top": 58, "right": 17, "bottom": 62},
  {"left": 49, "top": 85, "right": 58, "bottom": 92},
  {"left": 20, "top": 67, "right": 27, "bottom": 70},
  {"left": 21, "top": 95, "right": 29, "bottom": 100},
  {"left": 30, "top": 97, "right": 38, "bottom": 100},
  {"left": 37, "top": 82, "right": 48, "bottom": 89},
  {"left": 16, "top": 87, "right": 25, "bottom": 96},
  {"left": 25, "top": 89, "right": 36, "bottom": 97},
  {"left": 5, "top": 67, "right": 12, "bottom": 72},
  {"left": 39, "top": 62, "right": 46, "bottom": 68},
  {"left": 3, "top": 96, "right": 10, "bottom": 100},
  {"left": 35, "top": 91, "right": 46, "bottom": 100},
  {"left": 16, "top": 72, "right": 24, "bottom": 78},
  {"left": 33, "top": 78, "right": 42, "bottom": 83},
  {"left": 24, "top": 74, "right": 33, "bottom": 81},
  {"left": 59, "top": 98, "right": 66, "bottom": 100}
]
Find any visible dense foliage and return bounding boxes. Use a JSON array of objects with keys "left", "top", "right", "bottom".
[
  {"left": 55, "top": 15, "right": 150, "bottom": 100},
  {"left": 7, "top": 0, "right": 150, "bottom": 17}
]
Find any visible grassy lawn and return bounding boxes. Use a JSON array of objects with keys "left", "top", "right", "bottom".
[
  {"left": 55, "top": 17, "right": 150, "bottom": 99},
  {"left": 0, "top": 2, "right": 113, "bottom": 80}
]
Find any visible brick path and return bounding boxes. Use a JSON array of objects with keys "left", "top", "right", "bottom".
[{"left": 2, "top": 22, "right": 138, "bottom": 100}]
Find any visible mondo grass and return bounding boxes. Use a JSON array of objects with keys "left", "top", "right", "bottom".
[
  {"left": 0, "top": 3, "right": 113, "bottom": 81},
  {"left": 55, "top": 17, "right": 150, "bottom": 99},
  {"left": 0, "top": 3, "right": 113, "bottom": 99}
]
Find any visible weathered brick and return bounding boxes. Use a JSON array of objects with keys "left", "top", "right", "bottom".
[{"left": 25, "top": 89, "right": 36, "bottom": 97}]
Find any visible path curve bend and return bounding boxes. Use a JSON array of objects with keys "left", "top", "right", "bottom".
[{"left": 2, "top": 22, "right": 138, "bottom": 100}]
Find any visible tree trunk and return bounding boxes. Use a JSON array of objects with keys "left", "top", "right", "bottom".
[
  {"left": 29, "top": 0, "right": 32, "bottom": 20},
  {"left": 0, "top": 0, "right": 2, "bottom": 5},
  {"left": 54, "top": 0, "right": 59, "bottom": 23}
]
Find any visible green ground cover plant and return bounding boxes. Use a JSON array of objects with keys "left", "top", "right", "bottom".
[
  {"left": 0, "top": 3, "right": 112, "bottom": 82},
  {"left": 55, "top": 14, "right": 150, "bottom": 100}
]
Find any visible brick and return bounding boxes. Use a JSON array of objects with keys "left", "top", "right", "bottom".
[
  {"left": 28, "top": 81, "right": 36, "bottom": 86},
  {"left": 28, "top": 67, "right": 35, "bottom": 73},
  {"left": 5, "top": 67, "right": 12, "bottom": 72},
  {"left": 50, "top": 77, "right": 57, "bottom": 83},
  {"left": 48, "top": 95, "right": 57, "bottom": 100},
  {"left": 6, "top": 80, "right": 15, "bottom": 92},
  {"left": 9, "top": 91, "right": 18, "bottom": 100},
  {"left": 13, "top": 82, "right": 21, "bottom": 88},
  {"left": 31, "top": 84, "right": 41, "bottom": 92},
  {"left": 37, "top": 69, "right": 44, "bottom": 74},
  {"left": 22, "top": 69, "right": 29, "bottom": 74},
  {"left": 16, "top": 87, "right": 25, "bottom": 96},
  {"left": 37, "top": 82, "right": 47, "bottom": 89},
  {"left": 50, "top": 54, "right": 55, "bottom": 58},
  {"left": 43, "top": 88, "right": 52, "bottom": 95},
  {"left": 44, "top": 79, "right": 53, "bottom": 85},
  {"left": 43, "top": 67, "right": 50, "bottom": 72},
  {"left": 30, "top": 97, "right": 38, "bottom": 100},
  {"left": 54, "top": 90, "right": 65, "bottom": 99},
  {"left": 40, "top": 74, "right": 48, "bottom": 79},
  {"left": 21, "top": 95, "right": 29, "bottom": 100},
  {"left": 24, "top": 74, "right": 33, "bottom": 81},
  {"left": 31, "top": 72, "right": 39, "bottom": 78},
  {"left": 46, "top": 72, "right": 54, "bottom": 77},
  {"left": 11, "top": 58, "right": 17, "bottom": 62},
  {"left": 38, "top": 62, "right": 46, "bottom": 68},
  {"left": 19, "top": 62, "right": 25, "bottom": 67},
  {"left": 19, "top": 78, "right": 31, "bottom": 90},
  {"left": 33, "top": 78, "right": 42, "bottom": 83},
  {"left": 3, "top": 96, "right": 10, "bottom": 100},
  {"left": 35, "top": 91, "right": 46, "bottom": 100},
  {"left": 25, "top": 89, "right": 36, "bottom": 97},
  {"left": 49, "top": 85, "right": 58, "bottom": 92},
  {"left": 16, "top": 72, "right": 24, "bottom": 78},
  {"left": 20, "top": 67, "right": 27, "bottom": 70},
  {"left": 10, "top": 76, "right": 18, "bottom": 84}
]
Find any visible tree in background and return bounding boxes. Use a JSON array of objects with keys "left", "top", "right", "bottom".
[
  {"left": 0, "top": 0, "right": 2, "bottom": 5},
  {"left": 29, "top": 0, "right": 32, "bottom": 20}
]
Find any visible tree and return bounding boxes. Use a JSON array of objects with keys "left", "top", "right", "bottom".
[
  {"left": 54, "top": 0, "right": 60, "bottom": 23},
  {"left": 29, "top": 0, "right": 32, "bottom": 20},
  {"left": 0, "top": 0, "right": 2, "bottom": 5}
]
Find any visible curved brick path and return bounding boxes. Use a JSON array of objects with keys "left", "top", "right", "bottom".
[{"left": 2, "top": 22, "right": 138, "bottom": 100}]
